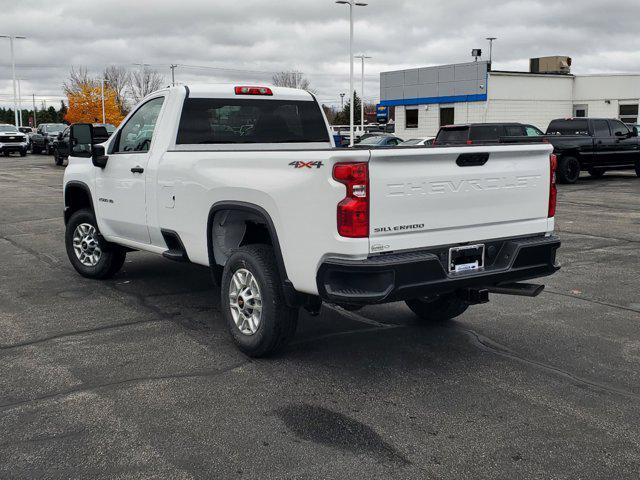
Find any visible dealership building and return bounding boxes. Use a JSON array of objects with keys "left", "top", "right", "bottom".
[{"left": 379, "top": 57, "right": 640, "bottom": 139}]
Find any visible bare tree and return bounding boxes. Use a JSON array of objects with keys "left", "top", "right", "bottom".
[
  {"left": 129, "top": 67, "right": 165, "bottom": 103},
  {"left": 103, "top": 65, "right": 131, "bottom": 114},
  {"left": 272, "top": 70, "right": 316, "bottom": 93},
  {"left": 63, "top": 66, "right": 97, "bottom": 95}
]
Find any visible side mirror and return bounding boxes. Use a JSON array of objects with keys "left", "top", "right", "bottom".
[
  {"left": 70, "top": 124, "right": 93, "bottom": 158},
  {"left": 92, "top": 145, "right": 108, "bottom": 168},
  {"left": 57, "top": 132, "right": 63, "bottom": 140},
  {"left": 633, "top": 127, "right": 638, "bottom": 137},
  {"left": 70, "top": 123, "right": 109, "bottom": 168}
]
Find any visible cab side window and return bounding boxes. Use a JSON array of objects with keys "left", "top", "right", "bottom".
[
  {"left": 114, "top": 97, "right": 165, "bottom": 153},
  {"left": 609, "top": 120, "right": 629, "bottom": 137}
]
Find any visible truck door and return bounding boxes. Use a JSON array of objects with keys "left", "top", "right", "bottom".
[
  {"left": 592, "top": 119, "right": 614, "bottom": 167},
  {"left": 95, "top": 96, "right": 165, "bottom": 244},
  {"left": 608, "top": 120, "right": 638, "bottom": 166}
]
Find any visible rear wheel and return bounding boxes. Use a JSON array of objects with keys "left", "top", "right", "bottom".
[
  {"left": 405, "top": 292, "right": 469, "bottom": 323},
  {"left": 221, "top": 244, "right": 298, "bottom": 357},
  {"left": 557, "top": 156, "right": 581, "bottom": 184},
  {"left": 588, "top": 168, "right": 605, "bottom": 179},
  {"left": 65, "top": 209, "right": 126, "bottom": 279}
]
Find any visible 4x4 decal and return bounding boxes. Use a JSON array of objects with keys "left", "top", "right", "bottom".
[{"left": 289, "top": 161, "right": 323, "bottom": 169}]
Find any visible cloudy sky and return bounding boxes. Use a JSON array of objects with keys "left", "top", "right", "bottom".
[{"left": 1, "top": 0, "right": 640, "bottom": 110}]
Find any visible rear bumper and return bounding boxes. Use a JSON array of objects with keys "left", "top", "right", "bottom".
[{"left": 317, "top": 234, "right": 560, "bottom": 305}]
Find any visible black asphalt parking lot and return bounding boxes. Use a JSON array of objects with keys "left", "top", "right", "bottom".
[{"left": 1, "top": 154, "right": 639, "bottom": 479}]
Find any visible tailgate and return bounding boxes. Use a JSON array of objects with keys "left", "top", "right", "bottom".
[{"left": 368, "top": 144, "right": 554, "bottom": 253}]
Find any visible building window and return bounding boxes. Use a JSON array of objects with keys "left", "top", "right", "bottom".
[
  {"left": 619, "top": 104, "right": 638, "bottom": 124},
  {"left": 573, "top": 105, "right": 588, "bottom": 118},
  {"left": 439, "top": 107, "right": 455, "bottom": 127},
  {"left": 405, "top": 108, "right": 418, "bottom": 129}
]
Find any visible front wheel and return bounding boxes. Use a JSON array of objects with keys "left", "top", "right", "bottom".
[
  {"left": 20, "top": 149, "right": 27, "bottom": 157},
  {"left": 54, "top": 148, "right": 63, "bottom": 166},
  {"left": 405, "top": 292, "right": 469, "bottom": 323},
  {"left": 588, "top": 168, "right": 605, "bottom": 179},
  {"left": 65, "top": 209, "right": 126, "bottom": 279},
  {"left": 635, "top": 160, "right": 640, "bottom": 177},
  {"left": 221, "top": 244, "right": 298, "bottom": 357},
  {"left": 557, "top": 156, "right": 581, "bottom": 184},
  {"left": 32, "top": 146, "right": 42, "bottom": 154}
]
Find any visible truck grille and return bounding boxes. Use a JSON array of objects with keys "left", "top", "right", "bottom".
[{"left": 0, "top": 135, "right": 22, "bottom": 143}]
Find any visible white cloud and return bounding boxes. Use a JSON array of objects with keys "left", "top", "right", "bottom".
[{"left": 1, "top": 0, "right": 639, "bottom": 109}]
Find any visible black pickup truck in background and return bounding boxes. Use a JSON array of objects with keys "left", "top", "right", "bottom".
[
  {"left": 542, "top": 118, "right": 640, "bottom": 183},
  {"left": 436, "top": 118, "right": 640, "bottom": 184}
]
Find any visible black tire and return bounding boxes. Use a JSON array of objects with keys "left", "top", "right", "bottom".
[
  {"left": 220, "top": 244, "right": 298, "bottom": 357},
  {"left": 588, "top": 168, "right": 605, "bottom": 178},
  {"left": 2, "top": 151, "right": 9, "bottom": 157},
  {"left": 32, "top": 146, "right": 42, "bottom": 154},
  {"left": 46, "top": 144, "right": 53, "bottom": 155},
  {"left": 405, "top": 292, "right": 469, "bottom": 323},
  {"left": 54, "top": 149, "right": 63, "bottom": 166},
  {"left": 20, "top": 149, "right": 27, "bottom": 157},
  {"left": 65, "top": 209, "right": 126, "bottom": 279},
  {"left": 557, "top": 156, "right": 581, "bottom": 184},
  {"left": 635, "top": 160, "right": 640, "bottom": 177}
]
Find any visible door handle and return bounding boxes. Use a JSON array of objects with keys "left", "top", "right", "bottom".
[{"left": 131, "top": 166, "right": 144, "bottom": 174}]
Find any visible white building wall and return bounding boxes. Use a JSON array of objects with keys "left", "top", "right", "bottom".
[{"left": 390, "top": 71, "right": 640, "bottom": 140}]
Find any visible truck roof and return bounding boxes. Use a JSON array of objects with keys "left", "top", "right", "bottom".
[{"left": 183, "top": 83, "right": 315, "bottom": 101}]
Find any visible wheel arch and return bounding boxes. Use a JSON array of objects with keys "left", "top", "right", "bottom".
[
  {"left": 207, "top": 201, "right": 307, "bottom": 307},
  {"left": 64, "top": 181, "right": 94, "bottom": 225}
]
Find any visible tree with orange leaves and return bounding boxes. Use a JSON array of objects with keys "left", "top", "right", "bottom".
[{"left": 64, "top": 84, "right": 125, "bottom": 126}]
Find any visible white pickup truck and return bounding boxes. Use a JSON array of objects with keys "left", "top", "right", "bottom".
[{"left": 63, "top": 84, "right": 560, "bottom": 357}]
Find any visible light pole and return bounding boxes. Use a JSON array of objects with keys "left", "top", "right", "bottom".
[
  {"left": 170, "top": 64, "right": 178, "bottom": 86},
  {"left": 355, "top": 54, "right": 371, "bottom": 130},
  {"left": 486, "top": 37, "right": 497, "bottom": 66},
  {"left": 335, "top": 1, "right": 367, "bottom": 146},
  {"left": 32, "top": 93, "right": 37, "bottom": 127},
  {"left": 17, "top": 78, "right": 23, "bottom": 126},
  {"left": 340, "top": 92, "right": 345, "bottom": 109},
  {"left": 0, "top": 35, "right": 26, "bottom": 127},
  {"left": 101, "top": 78, "right": 106, "bottom": 124}
]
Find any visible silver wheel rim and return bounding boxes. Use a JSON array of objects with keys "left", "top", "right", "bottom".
[
  {"left": 72, "top": 223, "right": 102, "bottom": 267},
  {"left": 228, "top": 268, "right": 262, "bottom": 335}
]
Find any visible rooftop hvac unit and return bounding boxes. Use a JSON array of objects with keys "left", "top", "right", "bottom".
[{"left": 529, "top": 56, "right": 572, "bottom": 74}]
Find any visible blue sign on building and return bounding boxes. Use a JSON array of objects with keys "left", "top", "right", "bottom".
[{"left": 376, "top": 104, "right": 389, "bottom": 123}]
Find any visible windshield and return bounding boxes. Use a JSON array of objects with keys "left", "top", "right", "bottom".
[
  {"left": 45, "top": 124, "right": 66, "bottom": 133},
  {"left": 357, "top": 136, "right": 387, "bottom": 145},
  {"left": 0, "top": 125, "right": 19, "bottom": 133},
  {"left": 400, "top": 139, "right": 423, "bottom": 145}
]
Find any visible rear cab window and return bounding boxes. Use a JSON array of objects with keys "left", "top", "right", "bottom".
[
  {"left": 176, "top": 98, "right": 330, "bottom": 145},
  {"left": 547, "top": 119, "right": 590, "bottom": 136},
  {"left": 469, "top": 125, "right": 502, "bottom": 142},
  {"left": 435, "top": 126, "right": 469, "bottom": 144}
]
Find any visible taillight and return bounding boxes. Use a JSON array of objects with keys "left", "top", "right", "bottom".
[
  {"left": 234, "top": 86, "right": 273, "bottom": 96},
  {"left": 333, "top": 162, "right": 369, "bottom": 238},
  {"left": 548, "top": 153, "right": 557, "bottom": 218},
  {"left": 466, "top": 139, "right": 473, "bottom": 145}
]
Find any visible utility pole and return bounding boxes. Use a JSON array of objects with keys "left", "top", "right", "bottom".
[
  {"left": 32, "top": 93, "right": 37, "bottom": 127},
  {"left": 170, "top": 64, "right": 178, "bottom": 86},
  {"left": 0, "top": 35, "right": 26, "bottom": 127},
  {"left": 101, "top": 78, "right": 106, "bottom": 124},
  {"left": 340, "top": 92, "right": 345, "bottom": 109},
  {"left": 486, "top": 37, "right": 497, "bottom": 66},
  {"left": 355, "top": 54, "right": 371, "bottom": 130},
  {"left": 335, "top": 1, "right": 368, "bottom": 146}
]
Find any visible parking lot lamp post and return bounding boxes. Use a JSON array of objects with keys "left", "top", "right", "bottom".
[
  {"left": 32, "top": 93, "right": 37, "bottom": 127},
  {"left": 17, "top": 78, "right": 23, "bottom": 126},
  {"left": 340, "top": 92, "right": 345, "bottom": 109},
  {"left": 0, "top": 35, "right": 26, "bottom": 127},
  {"left": 101, "top": 78, "right": 106, "bottom": 124},
  {"left": 486, "top": 37, "right": 497, "bottom": 66},
  {"left": 335, "top": 1, "right": 367, "bottom": 146},
  {"left": 355, "top": 54, "right": 371, "bottom": 130}
]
